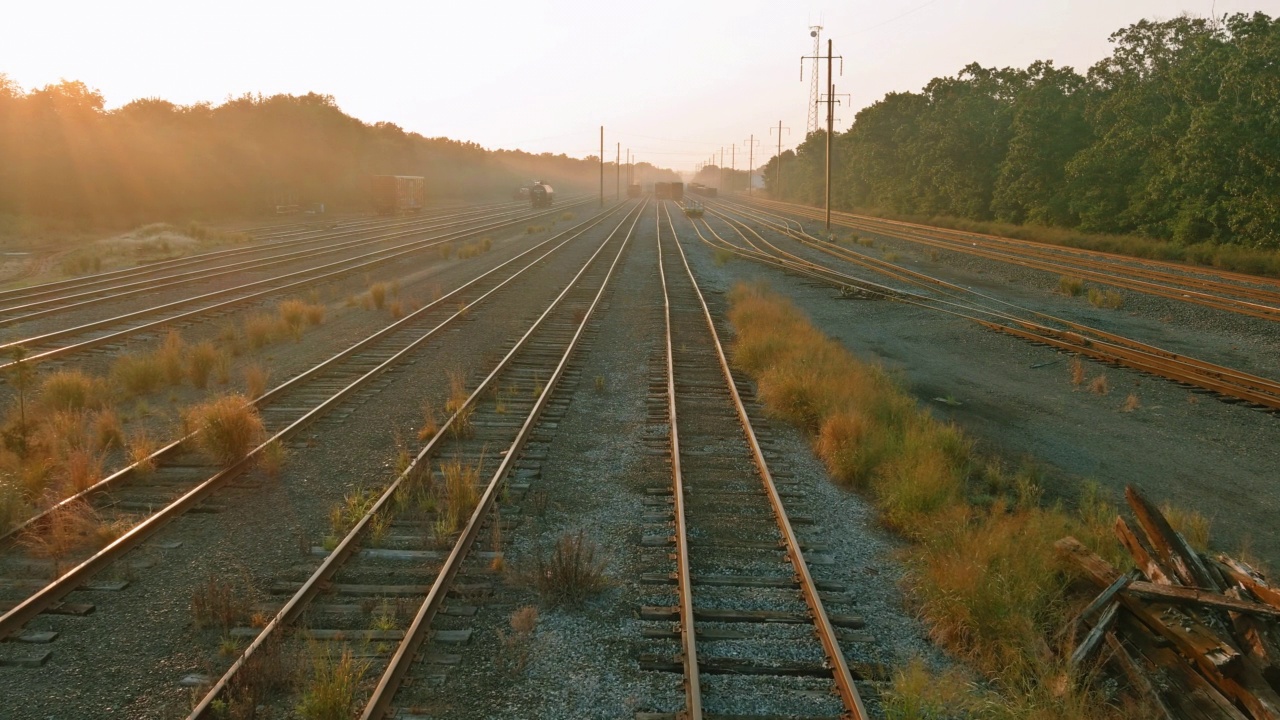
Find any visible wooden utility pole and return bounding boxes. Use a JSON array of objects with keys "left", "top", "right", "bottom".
[
  {"left": 719, "top": 147, "right": 724, "bottom": 190},
  {"left": 599, "top": 126, "right": 604, "bottom": 208},
  {"left": 770, "top": 122, "right": 790, "bottom": 197},
  {"left": 615, "top": 142, "right": 620, "bottom": 200},
  {"left": 825, "top": 40, "right": 833, "bottom": 230},
  {"left": 744, "top": 134, "right": 760, "bottom": 196}
]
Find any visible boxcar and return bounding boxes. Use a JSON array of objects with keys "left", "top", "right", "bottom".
[
  {"left": 372, "top": 175, "right": 425, "bottom": 215},
  {"left": 670, "top": 182, "right": 685, "bottom": 201},
  {"left": 627, "top": 183, "right": 642, "bottom": 198},
  {"left": 654, "top": 182, "right": 672, "bottom": 200}
]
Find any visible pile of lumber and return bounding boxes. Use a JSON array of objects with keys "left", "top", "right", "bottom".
[{"left": 1057, "top": 486, "right": 1280, "bottom": 719}]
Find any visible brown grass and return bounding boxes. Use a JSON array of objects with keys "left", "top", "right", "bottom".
[
  {"left": 1087, "top": 287, "right": 1124, "bottom": 309},
  {"left": 258, "top": 440, "right": 287, "bottom": 478},
  {"left": 243, "top": 363, "right": 269, "bottom": 399},
  {"left": 243, "top": 312, "right": 283, "bottom": 349},
  {"left": 369, "top": 282, "right": 388, "bottom": 310},
  {"left": 127, "top": 430, "right": 159, "bottom": 474},
  {"left": 1088, "top": 375, "right": 1110, "bottom": 395},
  {"left": 1058, "top": 275, "right": 1084, "bottom": 297},
  {"left": 444, "top": 372, "right": 473, "bottom": 437},
  {"left": 727, "top": 283, "right": 1142, "bottom": 717},
  {"left": 533, "top": 530, "right": 607, "bottom": 607},
  {"left": 434, "top": 457, "right": 480, "bottom": 539},
  {"left": 1069, "top": 356, "right": 1086, "bottom": 386},
  {"left": 190, "top": 572, "right": 254, "bottom": 631},
  {"left": 187, "top": 341, "right": 221, "bottom": 389},
  {"left": 61, "top": 446, "right": 104, "bottom": 493},
  {"left": 39, "top": 370, "right": 108, "bottom": 412},
  {"left": 111, "top": 353, "right": 165, "bottom": 396},
  {"left": 184, "top": 395, "right": 264, "bottom": 466},
  {"left": 296, "top": 646, "right": 369, "bottom": 720},
  {"left": 157, "top": 330, "right": 187, "bottom": 385},
  {"left": 92, "top": 409, "right": 124, "bottom": 451},
  {"left": 388, "top": 300, "right": 403, "bottom": 319},
  {"left": 417, "top": 402, "right": 439, "bottom": 442},
  {"left": 20, "top": 500, "right": 127, "bottom": 574},
  {"left": 1120, "top": 393, "right": 1140, "bottom": 413}
]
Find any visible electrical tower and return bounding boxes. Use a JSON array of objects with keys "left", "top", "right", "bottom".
[{"left": 806, "top": 25, "right": 823, "bottom": 135}]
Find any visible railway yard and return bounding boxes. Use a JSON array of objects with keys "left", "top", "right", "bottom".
[{"left": 0, "top": 193, "right": 1277, "bottom": 719}]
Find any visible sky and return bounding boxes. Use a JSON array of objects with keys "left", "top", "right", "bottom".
[{"left": 4, "top": 0, "right": 1278, "bottom": 174}]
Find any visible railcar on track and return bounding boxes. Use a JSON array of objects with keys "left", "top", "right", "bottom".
[
  {"left": 371, "top": 175, "right": 426, "bottom": 215},
  {"left": 530, "top": 181, "right": 555, "bottom": 208}
]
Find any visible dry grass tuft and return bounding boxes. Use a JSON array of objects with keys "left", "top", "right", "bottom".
[
  {"left": 533, "top": 530, "right": 607, "bottom": 607},
  {"left": 444, "top": 372, "right": 473, "bottom": 437},
  {"left": 1087, "top": 287, "right": 1124, "bottom": 309},
  {"left": 296, "top": 646, "right": 369, "bottom": 720},
  {"left": 243, "top": 363, "right": 269, "bottom": 399},
  {"left": 434, "top": 457, "right": 480, "bottom": 539},
  {"left": 243, "top": 312, "right": 281, "bottom": 349},
  {"left": 1120, "top": 393, "right": 1140, "bottom": 413},
  {"left": 1088, "top": 375, "right": 1110, "bottom": 395},
  {"left": 39, "top": 370, "right": 108, "bottom": 412},
  {"left": 92, "top": 409, "right": 124, "bottom": 451},
  {"left": 191, "top": 572, "right": 254, "bottom": 631},
  {"left": 187, "top": 341, "right": 222, "bottom": 389},
  {"left": 258, "top": 440, "right": 287, "bottom": 478},
  {"left": 127, "top": 430, "right": 159, "bottom": 474},
  {"left": 1069, "top": 356, "right": 1086, "bottom": 386},
  {"left": 185, "top": 395, "right": 264, "bottom": 466},
  {"left": 157, "top": 331, "right": 187, "bottom": 385},
  {"left": 388, "top": 300, "right": 403, "bottom": 319},
  {"left": 1058, "top": 275, "right": 1085, "bottom": 296},
  {"left": 417, "top": 402, "right": 439, "bottom": 442},
  {"left": 369, "top": 282, "right": 388, "bottom": 310},
  {"left": 20, "top": 500, "right": 126, "bottom": 573},
  {"left": 111, "top": 354, "right": 165, "bottom": 396}
]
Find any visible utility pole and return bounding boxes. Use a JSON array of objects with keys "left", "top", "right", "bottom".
[
  {"left": 615, "top": 142, "right": 620, "bottom": 200},
  {"left": 719, "top": 147, "right": 724, "bottom": 190},
  {"left": 599, "top": 126, "right": 604, "bottom": 208},
  {"left": 803, "top": 39, "right": 843, "bottom": 230},
  {"left": 744, "top": 135, "right": 760, "bottom": 196},
  {"left": 769, "top": 122, "right": 790, "bottom": 198},
  {"left": 730, "top": 144, "right": 736, "bottom": 193}
]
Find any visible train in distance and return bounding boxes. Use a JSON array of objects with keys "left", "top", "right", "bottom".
[
  {"left": 688, "top": 183, "right": 718, "bottom": 198},
  {"left": 371, "top": 175, "right": 426, "bottom": 215},
  {"left": 654, "top": 181, "right": 684, "bottom": 201},
  {"left": 627, "top": 183, "right": 641, "bottom": 198},
  {"left": 530, "top": 181, "right": 555, "bottom": 208}
]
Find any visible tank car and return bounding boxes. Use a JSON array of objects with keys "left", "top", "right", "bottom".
[{"left": 530, "top": 181, "right": 555, "bottom": 208}]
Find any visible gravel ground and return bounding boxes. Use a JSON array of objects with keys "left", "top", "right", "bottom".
[
  {"left": 682, "top": 206, "right": 1280, "bottom": 566},
  {"left": 0, "top": 204, "right": 627, "bottom": 719},
  {"left": 412, "top": 206, "right": 944, "bottom": 719}
]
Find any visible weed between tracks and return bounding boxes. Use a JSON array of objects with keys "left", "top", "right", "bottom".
[
  {"left": 726, "top": 282, "right": 1213, "bottom": 718},
  {"left": 184, "top": 395, "right": 265, "bottom": 466},
  {"left": 532, "top": 530, "right": 607, "bottom": 607},
  {"left": 296, "top": 645, "right": 369, "bottom": 720}
]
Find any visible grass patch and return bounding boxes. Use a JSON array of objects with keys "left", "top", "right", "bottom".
[
  {"left": 296, "top": 646, "right": 369, "bottom": 720},
  {"left": 1058, "top": 275, "right": 1084, "bottom": 296},
  {"left": 434, "top": 457, "right": 480, "bottom": 540},
  {"left": 191, "top": 572, "right": 254, "bottom": 631},
  {"left": 187, "top": 341, "right": 222, "bottom": 389},
  {"left": 39, "top": 370, "right": 108, "bottom": 412},
  {"left": 1086, "top": 287, "right": 1124, "bottom": 309},
  {"left": 184, "top": 395, "right": 264, "bottom": 466},
  {"left": 727, "top": 283, "right": 1145, "bottom": 717},
  {"left": 533, "top": 530, "right": 607, "bottom": 607},
  {"left": 369, "top": 282, "right": 388, "bottom": 310},
  {"left": 110, "top": 353, "right": 165, "bottom": 396},
  {"left": 243, "top": 363, "right": 269, "bottom": 399},
  {"left": 713, "top": 247, "right": 735, "bottom": 265}
]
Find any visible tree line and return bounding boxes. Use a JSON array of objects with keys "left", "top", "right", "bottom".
[
  {"left": 0, "top": 79, "right": 677, "bottom": 225},
  {"left": 762, "top": 13, "right": 1280, "bottom": 250}
]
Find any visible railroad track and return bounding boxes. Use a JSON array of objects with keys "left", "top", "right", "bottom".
[
  {"left": 0, "top": 198, "right": 533, "bottom": 310},
  {"left": 641, "top": 202, "right": 868, "bottom": 719},
  {"left": 736, "top": 197, "right": 1280, "bottom": 323},
  {"left": 686, "top": 200, "right": 1280, "bottom": 413},
  {"left": 0, "top": 201, "right": 633, "bottom": 653},
  {"left": 186, "top": 199, "right": 647, "bottom": 718},
  {"left": 0, "top": 197, "right": 595, "bottom": 371}
]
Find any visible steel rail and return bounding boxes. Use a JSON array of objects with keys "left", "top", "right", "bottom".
[
  {"left": 352, "top": 199, "right": 645, "bottom": 720},
  {"left": 0, "top": 202, "right": 633, "bottom": 641},
  {"left": 0, "top": 197, "right": 535, "bottom": 305},
  {"left": 660, "top": 202, "right": 869, "bottom": 719},
  {"left": 0, "top": 198, "right": 596, "bottom": 370},
  {"left": 695, "top": 202, "right": 1280, "bottom": 412},
  {"left": 657, "top": 202, "right": 705, "bottom": 718},
  {"left": 740, "top": 197, "right": 1280, "bottom": 322},
  {"left": 0, "top": 196, "right": 586, "bottom": 330}
]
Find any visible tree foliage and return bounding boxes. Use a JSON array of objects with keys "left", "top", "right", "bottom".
[
  {"left": 0, "top": 82, "right": 677, "bottom": 224},
  {"left": 762, "top": 12, "right": 1280, "bottom": 249}
]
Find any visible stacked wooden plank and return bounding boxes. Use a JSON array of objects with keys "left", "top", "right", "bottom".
[{"left": 1057, "top": 486, "right": 1280, "bottom": 719}]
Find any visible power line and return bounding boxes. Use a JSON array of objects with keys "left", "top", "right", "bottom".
[{"left": 855, "top": 0, "right": 946, "bottom": 34}]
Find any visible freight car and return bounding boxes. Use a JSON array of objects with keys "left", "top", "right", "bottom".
[
  {"left": 530, "top": 181, "right": 555, "bottom": 208},
  {"left": 670, "top": 182, "right": 685, "bottom": 201},
  {"left": 514, "top": 187, "right": 531, "bottom": 201},
  {"left": 654, "top": 182, "right": 672, "bottom": 200},
  {"left": 689, "top": 183, "right": 718, "bottom": 198},
  {"left": 627, "top": 183, "right": 642, "bottom": 198},
  {"left": 371, "top": 175, "right": 426, "bottom": 215}
]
